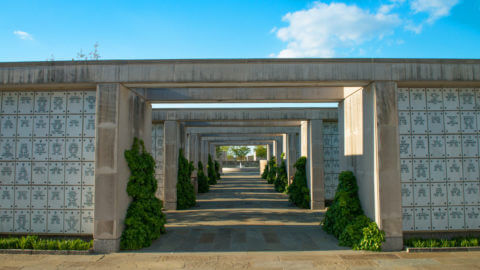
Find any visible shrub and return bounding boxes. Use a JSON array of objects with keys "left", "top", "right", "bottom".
[
  {"left": 214, "top": 160, "right": 221, "bottom": 181},
  {"left": 274, "top": 156, "right": 288, "bottom": 192},
  {"left": 197, "top": 161, "right": 210, "bottom": 193},
  {"left": 322, "top": 171, "right": 385, "bottom": 251},
  {"left": 266, "top": 157, "right": 277, "bottom": 184},
  {"left": 261, "top": 164, "right": 269, "bottom": 179},
  {"left": 405, "top": 237, "right": 480, "bottom": 248},
  {"left": 286, "top": 157, "right": 310, "bottom": 209},
  {"left": 322, "top": 171, "right": 363, "bottom": 238},
  {"left": 120, "top": 138, "right": 167, "bottom": 250},
  {"left": 0, "top": 236, "right": 92, "bottom": 250},
  {"left": 177, "top": 149, "right": 196, "bottom": 210},
  {"left": 207, "top": 154, "right": 217, "bottom": 185}
]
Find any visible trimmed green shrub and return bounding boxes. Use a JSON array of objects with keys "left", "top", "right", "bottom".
[
  {"left": 0, "top": 236, "right": 92, "bottom": 250},
  {"left": 266, "top": 157, "right": 277, "bottom": 184},
  {"left": 286, "top": 157, "right": 310, "bottom": 209},
  {"left": 207, "top": 154, "right": 217, "bottom": 185},
  {"left": 261, "top": 163, "right": 269, "bottom": 179},
  {"left": 120, "top": 138, "right": 167, "bottom": 250},
  {"left": 197, "top": 161, "right": 209, "bottom": 193},
  {"left": 405, "top": 237, "right": 480, "bottom": 248},
  {"left": 214, "top": 160, "right": 221, "bottom": 181},
  {"left": 177, "top": 149, "right": 196, "bottom": 210},
  {"left": 274, "top": 155, "right": 288, "bottom": 192},
  {"left": 322, "top": 171, "right": 385, "bottom": 251}
]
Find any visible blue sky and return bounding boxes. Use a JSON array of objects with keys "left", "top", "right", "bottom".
[{"left": 1, "top": 0, "right": 479, "bottom": 62}]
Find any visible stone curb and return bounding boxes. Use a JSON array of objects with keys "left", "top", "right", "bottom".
[
  {"left": 0, "top": 249, "right": 94, "bottom": 255},
  {"left": 406, "top": 246, "right": 480, "bottom": 253}
]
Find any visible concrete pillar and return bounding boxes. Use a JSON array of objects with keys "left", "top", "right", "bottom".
[
  {"left": 266, "top": 144, "right": 272, "bottom": 160},
  {"left": 275, "top": 138, "right": 282, "bottom": 162},
  {"left": 286, "top": 133, "right": 297, "bottom": 184},
  {"left": 94, "top": 83, "right": 151, "bottom": 253},
  {"left": 163, "top": 120, "right": 180, "bottom": 210},
  {"left": 309, "top": 120, "right": 325, "bottom": 210},
  {"left": 341, "top": 82, "right": 402, "bottom": 251},
  {"left": 192, "top": 134, "right": 199, "bottom": 167}
]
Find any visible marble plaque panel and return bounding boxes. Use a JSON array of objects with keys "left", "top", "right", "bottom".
[
  {"left": 465, "top": 206, "right": 480, "bottom": 229},
  {"left": 428, "top": 135, "right": 445, "bottom": 158},
  {"left": 1, "top": 116, "right": 17, "bottom": 137},
  {"left": 31, "top": 186, "right": 47, "bottom": 209},
  {"left": 48, "top": 138, "right": 65, "bottom": 161},
  {"left": 81, "top": 162, "right": 94, "bottom": 186},
  {"left": 82, "top": 114, "right": 95, "bottom": 137},
  {"left": 66, "top": 92, "right": 84, "bottom": 114},
  {"left": 426, "top": 88, "right": 444, "bottom": 110},
  {"left": 0, "top": 162, "right": 15, "bottom": 184},
  {"left": 1, "top": 92, "right": 18, "bottom": 114},
  {"left": 427, "top": 111, "right": 444, "bottom": 133},
  {"left": 0, "top": 210, "right": 13, "bottom": 232},
  {"left": 445, "top": 135, "right": 462, "bottom": 158},
  {"left": 30, "top": 209, "right": 47, "bottom": 233},
  {"left": 31, "top": 162, "right": 48, "bottom": 185},
  {"left": 462, "top": 158, "right": 479, "bottom": 181},
  {"left": 17, "top": 115, "right": 33, "bottom": 137},
  {"left": 81, "top": 186, "right": 94, "bottom": 209},
  {"left": 66, "top": 115, "right": 83, "bottom": 137},
  {"left": 402, "top": 207, "right": 414, "bottom": 231},
  {"left": 65, "top": 138, "right": 82, "bottom": 161},
  {"left": 414, "top": 207, "right": 431, "bottom": 231},
  {"left": 410, "top": 88, "right": 426, "bottom": 110},
  {"left": 444, "top": 111, "right": 461, "bottom": 133},
  {"left": 64, "top": 210, "right": 81, "bottom": 233},
  {"left": 446, "top": 158, "right": 463, "bottom": 181},
  {"left": 463, "top": 182, "right": 480, "bottom": 205},
  {"left": 83, "top": 91, "right": 96, "bottom": 114},
  {"left": 49, "top": 115, "right": 66, "bottom": 137},
  {"left": 413, "top": 159, "right": 429, "bottom": 182},
  {"left": 412, "top": 135, "right": 428, "bottom": 158},
  {"left": 459, "top": 89, "right": 476, "bottom": 110},
  {"left": 47, "top": 210, "right": 63, "bottom": 233},
  {"left": 17, "top": 92, "right": 35, "bottom": 115},
  {"left": 443, "top": 88, "right": 459, "bottom": 110},
  {"left": 0, "top": 138, "right": 15, "bottom": 161},
  {"left": 33, "top": 115, "right": 49, "bottom": 137},
  {"left": 14, "top": 210, "right": 30, "bottom": 232},
  {"left": 429, "top": 159, "right": 446, "bottom": 182},
  {"left": 400, "top": 159, "right": 413, "bottom": 182},
  {"left": 0, "top": 185, "right": 14, "bottom": 209},
  {"left": 65, "top": 186, "right": 81, "bottom": 209},
  {"left": 402, "top": 183, "right": 414, "bottom": 207},
  {"left": 448, "top": 206, "right": 465, "bottom": 229},
  {"left": 411, "top": 112, "right": 427, "bottom": 134},
  {"left": 65, "top": 162, "right": 82, "bottom": 185},
  {"left": 34, "top": 92, "right": 51, "bottom": 114},
  {"left": 50, "top": 92, "right": 66, "bottom": 114},
  {"left": 431, "top": 207, "right": 448, "bottom": 230},
  {"left": 82, "top": 138, "right": 95, "bottom": 161},
  {"left": 81, "top": 210, "right": 94, "bottom": 234},
  {"left": 414, "top": 183, "right": 431, "bottom": 206},
  {"left": 447, "top": 182, "right": 464, "bottom": 205},
  {"left": 430, "top": 183, "right": 447, "bottom": 206},
  {"left": 32, "top": 138, "right": 48, "bottom": 161},
  {"left": 397, "top": 88, "right": 410, "bottom": 110},
  {"left": 16, "top": 138, "right": 32, "bottom": 161},
  {"left": 460, "top": 111, "right": 477, "bottom": 133},
  {"left": 48, "top": 162, "right": 64, "bottom": 185},
  {"left": 399, "top": 135, "right": 412, "bottom": 158},
  {"left": 47, "top": 186, "right": 64, "bottom": 209},
  {"left": 15, "top": 162, "right": 31, "bottom": 185}
]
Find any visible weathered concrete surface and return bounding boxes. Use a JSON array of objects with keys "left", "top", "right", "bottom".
[
  {"left": 94, "top": 84, "right": 151, "bottom": 253},
  {"left": 187, "top": 126, "right": 299, "bottom": 134},
  {"left": 144, "top": 86, "right": 345, "bottom": 102},
  {"left": 153, "top": 108, "right": 338, "bottom": 121},
  {"left": 184, "top": 120, "right": 303, "bottom": 127},
  {"left": 2, "top": 59, "right": 480, "bottom": 88},
  {"left": 163, "top": 121, "right": 180, "bottom": 210}
]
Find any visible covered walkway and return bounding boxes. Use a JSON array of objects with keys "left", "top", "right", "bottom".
[{"left": 143, "top": 171, "right": 343, "bottom": 252}]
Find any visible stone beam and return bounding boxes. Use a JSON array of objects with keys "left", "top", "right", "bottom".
[
  {"left": 152, "top": 108, "right": 337, "bottom": 122},
  {"left": 183, "top": 121, "right": 302, "bottom": 127},
  {"left": 144, "top": 87, "right": 345, "bottom": 102},
  {"left": 2, "top": 59, "right": 480, "bottom": 87},
  {"left": 187, "top": 126, "right": 299, "bottom": 134}
]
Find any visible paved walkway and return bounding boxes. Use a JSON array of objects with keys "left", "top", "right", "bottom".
[
  {"left": 2, "top": 172, "right": 480, "bottom": 269},
  {"left": 143, "top": 172, "right": 343, "bottom": 252}
]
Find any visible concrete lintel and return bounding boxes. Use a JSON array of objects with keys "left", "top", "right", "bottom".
[
  {"left": 187, "top": 126, "right": 299, "bottom": 134},
  {"left": 183, "top": 121, "right": 303, "bottom": 127},
  {"left": 152, "top": 108, "right": 338, "bottom": 122}
]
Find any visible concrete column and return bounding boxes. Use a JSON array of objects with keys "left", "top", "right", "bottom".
[
  {"left": 163, "top": 120, "right": 180, "bottom": 210},
  {"left": 286, "top": 133, "right": 297, "bottom": 184},
  {"left": 94, "top": 83, "right": 151, "bottom": 253},
  {"left": 275, "top": 138, "right": 282, "bottom": 162},
  {"left": 192, "top": 134, "right": 199, "bottom": 167},
  {"left": 341, "top": 82, "right": 402, "bottom": 251},
  {"left": 266, "top": 144, "right": 272, "bottom": 160},
  {"left": 309, "top": 119, "right": 325, "bottom": 210}
]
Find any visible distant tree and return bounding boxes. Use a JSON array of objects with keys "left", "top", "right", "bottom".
[
  {"left": 216, "top": 146, "right": 230, "bottom": 159},
  {"left": 231, "top": 146, "right": 251, "bottom": 161},
  {"left": 254, "top": 145, "right": 267, "bottom": 159}
]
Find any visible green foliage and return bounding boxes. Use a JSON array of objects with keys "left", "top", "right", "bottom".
[
  {"left": 323, "top": 171, "right": 363, "bottom": 237},
  {"left": 0, "top": 236, "right": 92, "bottom": 250},
  {"left": 286, "top": 157, "right": 310, "bottom": 209},
  {"left": 214, "top": 160, "right": 221, "bottom": 181},
  {"left": 322, "top": 171, "right": 385, "bottom": 251},
  {"left": 266, "top": 157, "right": 277, "bottom": 184},
  {"left": 207, "top": 154, "right": 217, "bottom": 185},
  {"left": 274, "top": 158, "right": 288, "bottom": 192},
  {"left": 197, "top": 161, "right": 210, "bottom": 193},
  {"left": 355, "top": 222, "right": 385, "bottom": 251},
  {"left": 405, "top": 237, "right": 480, "bottom": 248},
  {"left": 261, "top": 164, "right": 269, "bottom": 179},
  {"left": 231, "top": 146, "right": 251, "bottom": 160},
  {"left": 177, "top": 149, "right": 196, "bottom": 210},
  {"left": 120, "top": 138, "right": 167, "bottom": 250},
  {"left": 254, "top": 145, "right": 267, "bottom": 159}
]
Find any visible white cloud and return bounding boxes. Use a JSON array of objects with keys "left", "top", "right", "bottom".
[
  {"left": 274, "top": 2, "right": 400, "bottom": 57},
  {"left": 13, "top": 30, "right": 33, "bottom": 40},
  {"left": 410, "top": 0, "right": 459, "bottom": 23}
]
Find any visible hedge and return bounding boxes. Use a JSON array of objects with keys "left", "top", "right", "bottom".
[
  {"left": 197, "top": 161, "right": 210, "bottom": 193},
  {"left": 286, "top": 157, "right": 310, "bottom": 209},
  {"left": 266, "top": 157, "right": 277, "bottom": 184},
  {"left": 207, "top": 154, "right": 217, "bottom": 185},
  {"left": 274, "top": 155, "right": 288, "bottom": 192},
  {"left": 0, "top": 236, "right": 92, "bottom": 250},
  {"left": 322, "top": 171, "right": 385, "bottom": 251},
  {"left": 214, "top": 160, "right": 221, "bottom": 181},
  {"left": 120, "top": 138, "right": 166, "bottom": 250},
  {"left": 177, "top": 149, "right": 196, "bottom": 210}
]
